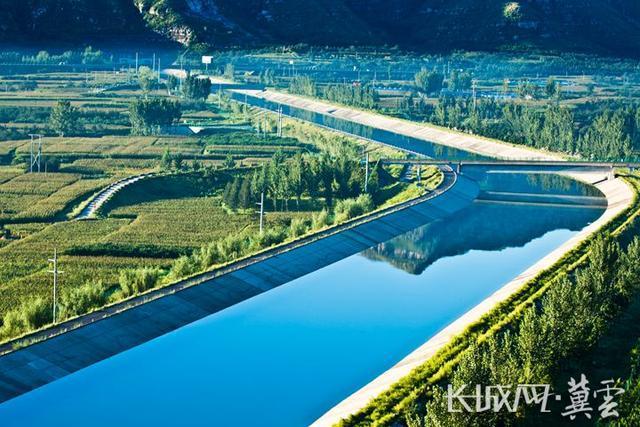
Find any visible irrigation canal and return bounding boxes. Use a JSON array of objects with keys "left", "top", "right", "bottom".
[{"left": 0, "top": 93, "right": 610, "bottom": 427}]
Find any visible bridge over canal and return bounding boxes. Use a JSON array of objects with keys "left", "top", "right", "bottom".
[
  {"left": 380, "top": 159, "right": 640, "bottom": 175},
  {"left": 380, "top": 159, "right": 631, "bottom": 208}
]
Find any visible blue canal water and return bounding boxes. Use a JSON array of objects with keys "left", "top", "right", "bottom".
[
  {"left": 0, "top": 94, "right": 609, "bottom": 426},
  {"left": 0, "top": 199, "right": 604, "bottom": 427}
]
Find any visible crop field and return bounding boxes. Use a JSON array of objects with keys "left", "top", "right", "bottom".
[
  {"left": 0, "top": 171, "right": 312, "bottom": 317},
  {"left": 0, "top": 63, "right": 418, "bottom": 342},
  {"left": 0, "top": 171, "right": 112, "bottom": 222},
  {"left": 0, "top": 218, "right": 170, "bottom": 315},
  {"left": 99, "top": 173, "right": 311, "bottom": 254},
  {"left": 0, "top": 175, "right": 239, "bottom": 316}
]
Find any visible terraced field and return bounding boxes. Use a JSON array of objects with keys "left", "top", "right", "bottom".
[
  {"left": 0, "top": 170, "right": 110, "bottom": 222},
  {"left": 0, "top": 67, "right": 415, "bottom": 343}
]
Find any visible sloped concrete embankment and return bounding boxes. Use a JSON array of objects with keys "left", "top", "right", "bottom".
[{"left": 0, "top": 175, "right": 480, "bottom": 402}]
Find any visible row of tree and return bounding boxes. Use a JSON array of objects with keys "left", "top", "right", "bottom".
[
  {"left": 222, "top": 150, "right": 389, "bottom": 212},
  {"left": 288, "top": 75, "right": 317, "bottom": 97},
  {"left": 288, "top": 76, "right": 379, "bottom": 109},
  {"left": 399, "top": 96, "right": 640, "bottom": 160},
  {"left": 324, "top": 83, "right": 379, "bottom": 109},
  {"left": 129, "top": 98, "right": 181, "bottom": 136},
  {"left": 18, "top": 46, "right": 108, "bottom": 65},
  {"left": 418, "top": 235, "right": 640, "bottom": 425}
]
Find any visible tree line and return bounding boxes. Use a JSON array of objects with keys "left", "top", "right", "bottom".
[
  {"left": 415, "top": 234, "right": 640, "bottom": 426},
  {"left": 129, "top": 98, "right": 182, "bottom": 136},
  {"left": 399, "top": 96, "right": 640, "bottom": 160},
  {"left": 288, "top": 76, "right": 378, "bottom": 109},
  {"left": 222, "top": 149, "right": 390, "bottom": 211}
]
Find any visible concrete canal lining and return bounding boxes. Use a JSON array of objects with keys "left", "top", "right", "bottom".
[
  {"left": 76, "top": 173, "right": 154, "bottom": 220},
  {"left": 0, "top": 173, "right": 480, "bottom": 403},
  {"left": 225, "top": 89, "right": 636, "bottom": 426},
  {"left": 233, "top": 89, "right": 565, "bottom": 161},
  {"left": 312, "top": 173, "right": 633, "bottom": 427}
]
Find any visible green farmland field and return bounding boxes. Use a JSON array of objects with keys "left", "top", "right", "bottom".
[{"left": 0, "top": 67, "right": 417, "bottom": 343}]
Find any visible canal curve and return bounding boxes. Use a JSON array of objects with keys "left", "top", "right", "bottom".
[{"left": 0, "top": 92, "right": 617, "bottom": 427}]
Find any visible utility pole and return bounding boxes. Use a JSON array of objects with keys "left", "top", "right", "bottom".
[
  {"left": 472, "top": 79, "right": 478, "bottom": 111},
  {"left": 256, "top": 192, "right": 265, "bottom": 233},
  {"left": 28, "top": 134, "right": 43, "bottom": 173},
  {"left": 152, "top": 53, "right": 156, "bottom": 73},
  {"left": 157, "top": 58, "right": 161, "bottom": 84},
  {"left": 48, "top": 249, "right": 63, "bottom": 324},
  {"left": 135, "top": 52, "right": 139, "bottom": 75},
  {"left": 277, "top": 105, "right": 283, "bottom": 137},
  {"left": 364, "top": 151, "right": 370, "bottom": 193}
]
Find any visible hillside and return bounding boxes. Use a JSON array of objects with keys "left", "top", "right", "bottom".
[{"left": 1, "top": 0, "right": 639, "bottom": 56}]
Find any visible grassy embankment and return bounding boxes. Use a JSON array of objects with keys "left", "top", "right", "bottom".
[{"left": 340, "top": 174, "right": 640, "bottom": 426}]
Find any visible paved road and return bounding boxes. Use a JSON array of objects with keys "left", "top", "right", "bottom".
[{"left": 75, "top": 174, "right": 154, "bottom": 220}]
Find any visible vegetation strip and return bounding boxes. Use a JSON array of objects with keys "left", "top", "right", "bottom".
[
  {"left": 0, "top": 167, "right": 457, "bottom": 355},
  {"left": 336, "top": 175, "right": 640, "bottom": 426}
]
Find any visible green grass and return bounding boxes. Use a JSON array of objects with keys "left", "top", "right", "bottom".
[
  {"left": 101, "top": 173, "right": 312, "bottom": 253},
  {"left": 0, "top": 172, "right": 312, "bottom": 318}
]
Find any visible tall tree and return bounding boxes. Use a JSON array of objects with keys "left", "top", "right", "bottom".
[
  {"left": 289, "top": 154, "right": 307, "bottom": 208},
  {"left": 227, "top": 177, "right": 241, "bottom": 210},
  {"left": 238, "top": 177, "right": 252, "bottom": 209},
  {"left": 318, "top": 156, "right": 334, "bottom": 206},
  {"left": 182, "top": 75, "right": 212, "bottom": 101},
  {"left": 137, "top": 66, "right": 155, "bottom": 93},
  {"left": 49, "top": 100, "right": 79, "bottom": 137},
  {"left": 414, "top": 68, "right": 443, "bottom": 94}
]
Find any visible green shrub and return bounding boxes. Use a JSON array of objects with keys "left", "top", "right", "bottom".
[
  {"left": 196, "top": 242, "right": 222, "bottom": 269},
  {"left": 289, "top": 217, "right": 309, "bottom": 238},
  {"left": 312, "top": 209, "right": 332, "bottom": 229},
  {"left": 0, "top": 298, "right": 52, "bottom": 340},
  {"left": 119, "top": 268, "right": 162, "bottom": 297},
  {"left": 60, "top": 281, "right": 108, "bottom": 319},
  {"left": 256, "top": 227, "right": 287, "bottom": 248},
  {"left": 217, "top": 233, "right": 252, "bottom": 262},
  {"left": 613, "top": 339, "right": 640, "bottom": 426},
  {"left": 335, "top": 194, "right": 374, "bottom": 223},
  {"left": 169, "top": 255, "right": 200, "bottom": 281}
]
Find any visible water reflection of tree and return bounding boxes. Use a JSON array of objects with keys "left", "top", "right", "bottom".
[
  {"left": 466, "top": 172, "right": 604, "bottom": 197},
  {"left": 362, "top": 202, "right": 604, "bottom": 275}
]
